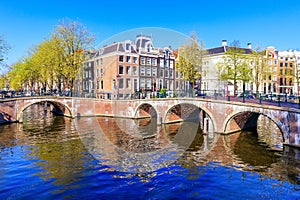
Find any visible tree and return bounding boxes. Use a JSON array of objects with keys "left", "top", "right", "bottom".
[
  {"left": 251, "top": 46, "right": 264, "bottom": 97},
  {"left": 54, "top": 19, "right": 95, "bottom": 96},
  {"left": 294, "top": 58, "right": 300, "bottom": 95},
  {"left": 0, "top": 34, "right": 10, "bottom": 67},
  {"left": 176, "top": 32, "right": 206, "bottom": 95},
  {"left": 217, "top": 40, "right": 252, "bottom": 96}
]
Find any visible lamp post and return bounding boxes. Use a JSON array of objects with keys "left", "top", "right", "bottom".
[{"left": 112, "top": 79, "right": 116, "bottom": 99}]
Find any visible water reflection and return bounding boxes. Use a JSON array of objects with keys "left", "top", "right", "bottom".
[{"left": 0, "top": 104, "right": 299, "bottom": 198}]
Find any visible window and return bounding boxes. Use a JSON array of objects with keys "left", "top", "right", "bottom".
[
  {"left": 146, "top": 67, "right": 151, "bottom": 76},
  {"left": 119, "top": 78, "right": 124, "bottom": 88},
  {"left": 146, "top": 79, "right": 151, "bottom": 89},
  {"left": 140, "top": 79, "right": 145, "bottom": 88},
  {"left": 164, "top": 60, "right": 169, "bottom": 67},
  {"left": 170, "top": 80, "right": 174, "bottom": 90},
  {"left": 170, "top": 60, "right": 174, "bottom": 68},
  {"left": 165, "top": 79, "right": 169, "bottom": 90},
  {"left": 152, "top": 67, "right": 157, "bottom": 77},
  {"left": 165, "top": 69, "right": 169, "bottom": 78},
  {"left": 96, "top": 69, "right": 99, "bottom": 77},
  {"left": 126, "top": 56, "right": 130, "bottom": 63},
  {"left": 133, "top": 79, "right": 138, "bottom": 91},
  {"left": 160, "top": 59, "right": 164, "bottom": 67},
  {"left": 176, "top": 71, "right": 179, "bottom": 78},
  {"left": 146, "top": 57, "right": 151, "bottom": 65},
  {"left": 160, "top": 69, "right": 164, "bottom": 77},
  {"left": 126, "top": 66, "right": 130, "bottom": 75},
  {"left": 140, "top": 67, "right": 145, "bottom": 76},
  {"left": 119, "top": 65, "right": 124, "bottom": 74},
  {"left": 132, "top": 67, "right": 137, "bottom": 75},
  {"left": 100, "top": 68, "right": 103, "bottom": 76},
  {"left": 140, "top": 57, "right": 145, "bottom": 65},
  {"left": 152, "top": 58, "right": 157, "bottom": 66},
  {"left": 125, "top": 43, "right": 130, "bottom": 51},
  {"left": 133, "top": 57, "right": 137, "bottom": 64},
  {"left": 126, "top": 78, "right": 130, "bottom": 88},
  {"left": 96, "top": 59, "right": 99, "bottom": 66},
  {"left": 101, "top": 80, "right": 103, "bottom": 89},
  {"left": 170, "top": 70, "right": 173, "bottom": 78},
  {"left": 280, "top": 62, "right": 283, "bottom": 67},
  {"left": 100, "top": 58, "right": 103, "bottom": 65},
  {"left": 176, "top": 81, "right": 179, "bottom": 89},
  {"left": 119, "top": 55, "right": 124, "bottom": 62}
]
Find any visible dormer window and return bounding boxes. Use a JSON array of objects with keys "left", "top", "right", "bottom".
[
  {"left": 147, "top": 44, "right": 151, "bottom": 52},
  {"left": 125, "top": 43, "right": 130, "bottom": 51}
]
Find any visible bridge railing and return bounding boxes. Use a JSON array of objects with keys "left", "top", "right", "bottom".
[
  {"left": 2, "top": 89, "right": 300, "bottom": 109},
  {"left": 194, "top": 89, "right": 300, "bottom": 109}
]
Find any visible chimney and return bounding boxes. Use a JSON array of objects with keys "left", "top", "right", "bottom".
[
  {"left": 222, "top": 40, "right": 227, "bottom": 46},
  {"left": 247, "top": 43, "right": 252, "bottom": 49}
]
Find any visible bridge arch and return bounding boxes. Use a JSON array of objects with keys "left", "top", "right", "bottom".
[
  {"left": 134, "top": 103, "right": 158, "bottom": 119},
  {"left": 223, "top": 111, "right": 285, "bottom": 142},
  {"left": 163, "top": 102, "right": 216, "bottom": 133},
  {"left": 17, "top": 100, "right": 72, "bottom": 122}
]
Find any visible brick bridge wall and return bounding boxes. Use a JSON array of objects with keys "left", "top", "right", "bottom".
[{"left": 1, "top": 97, "right": 300, "bottom": 146}]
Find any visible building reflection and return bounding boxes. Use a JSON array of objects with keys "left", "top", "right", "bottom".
[{"left": 0, "top": 105, "right": 299, "bottom": 187}]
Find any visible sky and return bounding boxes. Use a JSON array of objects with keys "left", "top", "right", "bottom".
[{"left": 1, "top": 0, "right": 300, "bottom": 66}]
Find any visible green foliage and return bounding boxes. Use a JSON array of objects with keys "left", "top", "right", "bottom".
[
  {"left": 217, "top": 42, "right": 252, "bottom": 93},
  {"left": 176, "top": 33, "right": 206, "bottom": 87},
  {"left": 54, "top": 19, "right": 95, "bottom": 95},
  {"left": 6, "top": 19, "right": 95, "bottom": 94}
]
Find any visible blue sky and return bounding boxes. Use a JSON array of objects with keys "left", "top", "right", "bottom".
[{"left": 1, "top": 0, "right": 300, "bottom": 65}]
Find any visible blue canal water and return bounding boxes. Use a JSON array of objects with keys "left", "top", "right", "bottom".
[{"left": 0, "top": 104, "right": 299, "bottom": 199}]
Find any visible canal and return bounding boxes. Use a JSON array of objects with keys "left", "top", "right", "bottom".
[{"left": 0, "top": 104, "right": 299, "bottom": 199}]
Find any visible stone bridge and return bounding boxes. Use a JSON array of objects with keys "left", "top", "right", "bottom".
[{"left": 0, "top": 96, "right": 300, "bottom": 147}]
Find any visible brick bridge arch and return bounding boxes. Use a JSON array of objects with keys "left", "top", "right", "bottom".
[
  {"left": 224, "top": 110, "right": 286, "bottom": 143},
  {"left": 17, "top": 99, "right": 73, "bottom": 122},
  {"left": 133, "top": 101, "right": 217, "bottom": 133}
]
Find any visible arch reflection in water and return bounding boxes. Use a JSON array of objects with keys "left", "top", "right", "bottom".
[
  {"left": 75, "top": 116, "right": 216, "bottom": 173},
  {"left": 257, "top": 115, "right": 283, "bottom": 150}
]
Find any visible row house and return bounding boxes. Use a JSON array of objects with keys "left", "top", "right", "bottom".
[
  {"left": 93, "top": 35, "right": 175, "bottom": 99},
  {"left": 202, "top": 42, "right": 299, "bottom": 96},
  {"left": 261, "top": 47, "right": 300, "bottom": 95},
  {"left": 137, "top": 35, "right": 175, "bottom": 94},
  {"left": 277, "top": 50, "right": 299, "bottom": 94},
  {"left": 261, "top": 46, "right": 278, "bottom": 94},
  {"left": 94, "top": 40, "right": 139, "bottom": 99},
  {"left": 202, "top": 40, "right": 253, "bottom": 96},
  {"left": 75, "top": 50, "right": 96, "bottom": 97}
]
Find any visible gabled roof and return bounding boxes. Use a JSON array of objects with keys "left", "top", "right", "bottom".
[{"left": 102, "top": 43, "right": 119, "bottom": 55}]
